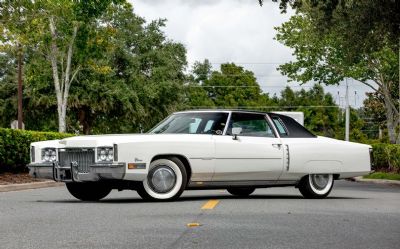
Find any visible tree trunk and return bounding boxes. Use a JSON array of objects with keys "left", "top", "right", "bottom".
[
  {"left": 381, "top": 84, "right": 399, "bottom": 144},
  {"left": 48, "top": 16, "right": 79, "bottom": 133},
  {"left": 17, "top": 45, "right": 23, "bottom": 129}
]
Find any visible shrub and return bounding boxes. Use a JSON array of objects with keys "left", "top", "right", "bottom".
[
  {"left": 371, "top": 143, "right": 400, "bottom": 173},
  {"left": 0, "top": 128, "right": 74, "bottom": 173}
]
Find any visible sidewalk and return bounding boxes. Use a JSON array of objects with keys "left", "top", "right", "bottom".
[{"left": 0, "top": 181, "right": 63, "bottom": 192}]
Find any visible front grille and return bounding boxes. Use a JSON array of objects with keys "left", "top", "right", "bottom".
[{"left": 58, "top": 148, "right": 95, "bottom": 173}]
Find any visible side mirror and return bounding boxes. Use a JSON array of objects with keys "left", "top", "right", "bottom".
[{"left": 232, "top": 127, "right": 242, "bottom": 140}]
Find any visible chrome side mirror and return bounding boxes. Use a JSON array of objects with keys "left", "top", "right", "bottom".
[{"left": 232, "top": 127, "right": 242, "bottom": 140}]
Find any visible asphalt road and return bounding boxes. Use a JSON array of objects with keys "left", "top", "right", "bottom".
[{"left": 0, "top": 180, "right": 399, "bottom": 249}]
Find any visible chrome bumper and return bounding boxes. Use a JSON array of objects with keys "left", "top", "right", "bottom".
[{"left": 28, "top": 162, "right": 126, "bottom": 182}]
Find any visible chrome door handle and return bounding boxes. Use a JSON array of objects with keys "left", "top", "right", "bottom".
[{"left": 272, "top": 143, "right": 282, "bottom": 149}]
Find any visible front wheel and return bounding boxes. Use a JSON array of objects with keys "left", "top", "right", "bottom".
[
  {"left": 227, "top": 187, "right": 256, "bottom": 197},
  {"left": 298, "top": 174, "right": 334, "bottom": 199},
  {"left": 66, "top": 182, "right": 112, "bottom": 201},
  {"left": 138, "top": 157, "right": 187, "bottom": 201}
]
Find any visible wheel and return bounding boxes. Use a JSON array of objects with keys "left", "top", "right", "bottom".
[
  {"left": 298, "top": 174, "right": 334, "bottom": 199},
  {"left": 227, "top": 187, "right": 256, "bottom": 197},
  {"left": 66, "top": 182, "right": 112, "bottom": 201},
  {"left": 138, "top": 157, "right": 187, "bottom": 201}
]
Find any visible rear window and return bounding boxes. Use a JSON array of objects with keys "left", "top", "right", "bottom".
[{"left": 269, "top": 113, "right": 316, "bottom": 138}]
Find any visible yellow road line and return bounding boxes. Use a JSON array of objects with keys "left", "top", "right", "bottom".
[
  {"left": 187, "top": 223, "right": 201, "bottom": 227},
  {"left": 201, "top": 199, "right": 220, "bottom": 210}
]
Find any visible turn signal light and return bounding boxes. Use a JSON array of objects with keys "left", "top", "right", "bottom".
[{"left": 128, "top": 163, "right": 146, "bottom": 169}]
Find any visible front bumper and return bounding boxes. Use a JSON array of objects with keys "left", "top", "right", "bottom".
[{"left": 28, "top": 162, "right": 126, "bottom": 182}]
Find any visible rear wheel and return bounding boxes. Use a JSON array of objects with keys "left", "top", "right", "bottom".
[
  {"left": 66, "top": 182, "right": 112, "bottom": 201},
  {"left": 298, "top": 174, "right": 334, "bottom": 199},
  {"left": 138, "top": 157, "right": 187, "bottom": 201},
  {"left": 227, "top": 187, "right": 256, "bottom": 197}
]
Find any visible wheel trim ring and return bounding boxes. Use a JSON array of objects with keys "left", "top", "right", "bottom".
[
  {"left": 143, "top": 159, "right": 183, "bottom": 200},
  {"left": 308, "top": 174, "right": 333, "bottom": 195},
  {"left": 310, "top": 174, "right": 329, "bottom": 190},
  {"left": 148, "top": 165, "right": 177, "bottom": 193}
]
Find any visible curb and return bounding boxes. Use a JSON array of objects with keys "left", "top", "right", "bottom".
[
  {"left": 348, "top": 176, "right": 400, "bottom": 186},
  {"left": 0, "top": 181, "right": 63, "bottom": 192}
]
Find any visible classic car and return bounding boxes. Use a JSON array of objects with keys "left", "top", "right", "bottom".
[{"left": 28, "top": 110, "right": 372, "bottom": 201}]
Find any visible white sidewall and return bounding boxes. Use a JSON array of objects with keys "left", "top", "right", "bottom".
[
  {"left": 308, "top": 174, "right": 333, "bottom": 195},
  {"left": 143, "top": 159, "right": 183, "bottom": 200}
]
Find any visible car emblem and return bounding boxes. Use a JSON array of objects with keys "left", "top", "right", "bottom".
[
  {"left": 134, "top": 158, "right": 143, "bottom": 162},
  {"left": 71, "top": 161, "right": 79, "bottom": 167}
]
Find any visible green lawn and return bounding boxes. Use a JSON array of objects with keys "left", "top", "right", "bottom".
[{"left": 363, "top": 172, "right": 400, "bottom": 181}]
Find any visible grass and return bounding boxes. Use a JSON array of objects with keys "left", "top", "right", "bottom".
[{"left": 364, "top": 172, "right": 400, "bottom": 181}]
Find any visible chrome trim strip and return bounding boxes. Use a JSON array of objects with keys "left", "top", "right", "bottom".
[
  {"left": 285, "top": 144, "right": 290, "bottom": 171},
  {"left": 188, "top": 180, "right": 298, "bottom": 188},
  {"left": 222, "top": 111, "right": 232, "bottom": 135},
  {"left": 189, "top": 157, "right": 282, "bottom": 160}
]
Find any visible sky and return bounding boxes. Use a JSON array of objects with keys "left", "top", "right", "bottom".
[{"left": 130, "top": 0, "right": 373, "bottom": 108}]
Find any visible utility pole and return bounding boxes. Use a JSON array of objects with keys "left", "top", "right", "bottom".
[
  {"left": 345, "top": 78, "right": 350, "bottom": 141},
  {"left": 17, "top": 44, "right": 23, "bottom": 129}
]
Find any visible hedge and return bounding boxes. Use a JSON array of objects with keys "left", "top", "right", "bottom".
[
  {"left": 371, "top": 143, "right": 400, "bottom": 173},
  {"left": 0, "top": 128, "right": 74, "bottom": 173}
]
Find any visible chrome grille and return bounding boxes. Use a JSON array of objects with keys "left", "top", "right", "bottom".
[{"left": 58, "top": 148, "right": 95, "bottom": 173}]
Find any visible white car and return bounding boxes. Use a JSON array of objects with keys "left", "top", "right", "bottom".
[{"left": 29, "top": 110, "right": 372, "bottom": 201}]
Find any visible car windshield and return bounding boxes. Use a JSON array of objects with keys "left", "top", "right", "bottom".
[{"left": 149, "top": 112, "right": 229, "bottom": 134}]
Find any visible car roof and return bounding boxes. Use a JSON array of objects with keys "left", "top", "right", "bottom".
[{"left": 174, "top": 109, "right": 269, "bottom": 115}]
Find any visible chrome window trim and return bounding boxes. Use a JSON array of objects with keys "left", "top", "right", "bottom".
[
  {"left": 265, "top": 114, "right": 280, "bottom": 138},
  {"left": 222, "top": 111, "right": 232, "bottom": 135}
]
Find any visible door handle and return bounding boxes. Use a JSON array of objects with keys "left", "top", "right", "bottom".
[{"left": 272, "top": 143, "right": 282, "bottom": 149}]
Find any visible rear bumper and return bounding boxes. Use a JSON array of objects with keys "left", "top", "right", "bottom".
[{"left": 28, "top": 162, "right": 126, "bottom": 182}]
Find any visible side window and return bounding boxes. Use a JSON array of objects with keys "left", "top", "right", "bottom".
[
  {"left": 189, "top": 118, "right": 202, "bottom": 133},
  {"left": 203, "top": 120, "right": 215, "bottom": 133},
  {"left": 226, "top": 113, "right": 275, "bottom": 137},
  {"left": 272, "top": 117, "right": 288, "bottom": 137}
]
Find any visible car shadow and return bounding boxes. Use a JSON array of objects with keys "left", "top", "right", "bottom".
[{"left": 35, "top": 194, "right": 366, "bottom": 204}]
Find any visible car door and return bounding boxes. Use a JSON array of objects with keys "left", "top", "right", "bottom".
[{"left": 212, "top": 112, "right": 284, "bottom": 181}]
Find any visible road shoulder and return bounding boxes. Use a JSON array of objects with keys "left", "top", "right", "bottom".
[
  {"left": 0, "top": 181, "right": 63, "bottom": 192},
  {"left": 349, "top": 176, "right": 400, "bottom": 186}
]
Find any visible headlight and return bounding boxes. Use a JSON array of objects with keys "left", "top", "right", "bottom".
[
  {"left": 97, "top": 147, "right": 113, "bottom": 162},
  {"left": 42, "top": 148, "right": 57, "bottom": 162}
]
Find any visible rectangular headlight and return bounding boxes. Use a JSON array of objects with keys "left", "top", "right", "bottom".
[
  {"left": 97, "top": 147, "right": 113, "bottom": 162},
  {"left": 41, "top": 148, "right": 57, "bottom": 162}
]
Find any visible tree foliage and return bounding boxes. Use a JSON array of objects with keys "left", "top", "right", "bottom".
[
  {"left": 273, "top": 0, "right": 400, "bottom": 143},
  {"left": 0, "top": 1, "right": 187, "bottom": 134}
]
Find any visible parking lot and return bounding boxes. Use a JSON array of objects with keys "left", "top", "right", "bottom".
[{"left": 1, "top": 180, "right": 399, "bottom": 249}]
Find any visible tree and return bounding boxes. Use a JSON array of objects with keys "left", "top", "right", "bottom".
[
  {"left": 273, "top": 1, "right": 400, "bottom": 143},
  {"left": 1, "top": 0, "right": 120, "bottom": 132},
  {"left": 203, "top": 63, "right": 267, "bottom": 108},
  {"left": 0, "top": 1, "right": 188, "bottom": 134},
  {"left": 69, "top": 4, "right": 187, "bottom": 134},
  {"left": 185, "top": 59, "right": 215, "bottom": 109}
]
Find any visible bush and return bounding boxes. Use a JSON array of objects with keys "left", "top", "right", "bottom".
[
  {"left": 0, "top": 128, "right": 74, "bottom": 173},
  {"left": 371, "top": 143, "right": 400, "bottom": 173}
]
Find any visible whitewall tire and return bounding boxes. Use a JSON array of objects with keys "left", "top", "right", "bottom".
[
  {"left": 137, "top": 157, "right": 187, "bottom": 201},
  {"left": 298, "top": 174, "right": 334, "bottom": 199}
]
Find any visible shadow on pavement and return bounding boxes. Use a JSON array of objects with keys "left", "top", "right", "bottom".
[{"left": 35, "top": 194, "right": 367, "bottom": 204}]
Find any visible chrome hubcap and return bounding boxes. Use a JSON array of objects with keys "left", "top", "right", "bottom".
[
  {"left": 310, "top": 174, "right": 330, "bottom": 190},
  {"left": 149, "top": 166, "right": 176, "bottom": 193}
]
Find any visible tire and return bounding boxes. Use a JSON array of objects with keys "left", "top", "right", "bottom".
[
  {"left": 66, "top": 182, "right": 112, "bottom": 201},
  {"left": 227, "top": 187, "right": 256, "bottom": 197},
  {"left": 298, "top": 174, "right": 334, "bottom": 199},
  {"left": 138, "top": 157, "right": 187, "bottom": 201}
]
